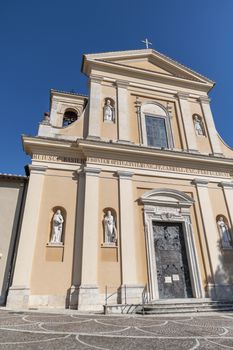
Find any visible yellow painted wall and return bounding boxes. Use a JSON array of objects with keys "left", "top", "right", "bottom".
[
  {"left": 98, "top": 173, "right": 121, "bottom": 293},
  {"left": 30, "top": 169, "right": 77, "bottom": 295}
]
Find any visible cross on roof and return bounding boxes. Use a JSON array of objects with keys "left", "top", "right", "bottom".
[{"left": 141, "top": 38, "right": 152, "bottom": 49}]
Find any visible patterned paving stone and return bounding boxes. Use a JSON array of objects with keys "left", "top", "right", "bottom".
[
  {"left": 77, "top": 335, "right": 199, "bottom": 350},
  {"left": 1, "top": 310, "right": 233, "bottom": 349}
]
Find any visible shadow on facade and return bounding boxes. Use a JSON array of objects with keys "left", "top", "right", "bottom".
[{"left": 207, "top": 237, "right": 233, "bottom": 303}]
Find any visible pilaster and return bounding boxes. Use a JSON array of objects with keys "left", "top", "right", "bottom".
[
  {"left": 219, "top": 182, "right": 233, "bottom": 228},
  {"left": 116, "top": 80, "right": 131, "bottom": 143},
  {"left": 198, "top": 96, "right": 223, "bottom": 156},
  {"left": 193, "top": 179, "right": 227, "bottom": 299},
  {"left": 117, "top": 171, "right": 143, "bottom": 303},
  {"left": 87, "top": 75, "right": 102, "bottom": 140},
  {"left": 177, "top": 92, "right": 198, "bottom": 152},
  {"left": 7, "top": 165, "right": 47, "bottom": 308},
  {"left": 77, "top": 167, "right": 101, "bottom": 310}
]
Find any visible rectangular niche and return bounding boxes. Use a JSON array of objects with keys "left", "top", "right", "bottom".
[{"left": 45, "top": 244, "right": 64, "bottom": 262}]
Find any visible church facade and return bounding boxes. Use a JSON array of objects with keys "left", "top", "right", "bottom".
[{"left": 7, "top": 49, "right": 233, "bottom": 310}]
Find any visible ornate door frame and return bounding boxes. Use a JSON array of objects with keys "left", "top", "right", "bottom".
[{"left": 141, "top": 188, "right": 204, "bottom": 301}]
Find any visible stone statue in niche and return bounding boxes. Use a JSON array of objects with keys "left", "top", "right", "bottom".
[
  {"left": 50, "top": 210, "right": 64, "bottom": 244},
  {"left": 193, "top": 115, "right": 204, "bottom": 136},
  {"left": 104, "top": 210, "right": 117, "bottom": 244},
  {"left": 217, "top": 216, "right": 232, "bottom": 249},
  {"left": 103, "top": 99, "right": 115, "bottom": 122}
]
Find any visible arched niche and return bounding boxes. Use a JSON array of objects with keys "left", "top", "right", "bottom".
[
  {"left": 48, "top": 206, "right": 67, "bottom": 245},
  {"left": 140, "top": 102, "right": 174, "bottom": 149},
  {"left": 140, "top": 188, "right": 204, "bottom": 301}
]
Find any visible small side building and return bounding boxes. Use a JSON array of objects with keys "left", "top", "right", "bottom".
[{"left": 0, "top": 173, "right": 27, "bottom": 305}]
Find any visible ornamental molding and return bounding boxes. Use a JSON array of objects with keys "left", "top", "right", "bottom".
[{"left": 141, "top": 188, "right": 194, "bottom": 209}]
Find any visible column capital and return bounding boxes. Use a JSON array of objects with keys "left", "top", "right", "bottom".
[
  {"left": 81, "top": 167, "right": 102, "bottom": 176},
  {"left": 29, "top": 165, "right": 48, "bottom": 174},
  {"left": 89, "top": 75, "right": 103, "bottom": 84},
  {"left": 198, "top": 96, "right": 211, "bottom": 104},
  {"left": 219, "top": 181, "right": 233, "bottom": 189},
  {"left": 176, "top": 92, "right": 190, "bottom": 100},
  {"left": 115, "top": 80, "right": 129, "bottom": 89},
  {"left": 192, "top": 178, "right": 209, "bottom": 187},
  {"left": 135, "top": 96, "right": 142, "bottom": 108},
  {"left": 116, "top": 170, "right": 134, "bottom": 179}
]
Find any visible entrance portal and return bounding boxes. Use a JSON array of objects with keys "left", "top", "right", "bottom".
[{"left": 153, "top": 222, "right": 193, "bottom": 299}]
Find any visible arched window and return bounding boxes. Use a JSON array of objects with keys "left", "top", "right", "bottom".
[
  {"left": 62, "top": 109, "right": 78, "bottom": 127},
  {"left": 141, "top": 102, "right": 173, "bottom": 149}
]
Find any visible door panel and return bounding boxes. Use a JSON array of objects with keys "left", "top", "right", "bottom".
[{"left": 153, "top": 222, "right": 192, "bottom": 299}]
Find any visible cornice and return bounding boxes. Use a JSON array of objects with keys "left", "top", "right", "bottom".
[
  {"left": 22, "top": 136, "right": 233, "bottom": 171},
  {"left": 22, "top": 135, "right": 80, "bottom": 154},
  {"left": 83, "top": 60, "right": 213, "bottom": 93},
  {"left": 78, "top": 140, "right": 233, "bottom": 168},
  {"left": 83, "top": 48, "right": 214, "bottom": 84}
]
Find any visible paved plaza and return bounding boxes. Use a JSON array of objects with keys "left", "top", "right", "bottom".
[{"left": 1, "top": 310, "right": 233, "bottom": 349}]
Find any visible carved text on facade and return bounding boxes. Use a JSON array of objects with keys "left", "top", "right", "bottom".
[
  {"left": 33, "top": 154, "right": 83, "bottom": 164},
  {"left": 87, "top": 157, "right": 230, "bottom": 178}
]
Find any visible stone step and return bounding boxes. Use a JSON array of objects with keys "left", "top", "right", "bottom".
[
  {"left": 137, "top": 301, "right": 233, "bottom": 314},
  {"left": 144, "top": 302, "right": 233, "bottom": 309},
  {"left": 147, "top": 298, "right": 233, "bottom": 304}
]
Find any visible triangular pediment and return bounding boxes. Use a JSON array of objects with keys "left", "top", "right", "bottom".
[
  {"left": 83, "top": 49, "right": 214, "bottom": 88},
  {"left": 114, "top": 57, "right": 173, "bottom": 76}
]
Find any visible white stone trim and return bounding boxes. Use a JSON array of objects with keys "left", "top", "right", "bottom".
[
  {"left": 141, "top": 188, "right": 204, "bottom": 300},
  {"left": 140, "top": 102, "right": 174, "bottom": 149},
  {"left": 29, "top": 165, "right": 48, "bottom": 174},
  {"left": 198, "top": 97, "right": 223, "bottom": 156},
  {"left": 116, "top": 170, "right": 134, "bottom": 179},
  {"left": 83, "top": 167, "right": 101, "bottom": 175},
  {"left": 192, "top": 178, "right": 209, "bottom": 187},
  {"left": 177, "top": 93, "right": 198, "bottom": 152}
]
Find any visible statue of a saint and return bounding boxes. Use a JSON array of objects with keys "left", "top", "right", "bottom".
[
  {"left": 104, "top": 210, "right": 117, "bottom": 244},
  {"left": 104, "top": 99, "right": 114, "bottom": 122},
  {"left": 217, "top": 217, "right": 232, "bottom": 248},
  {"left": 194, "top": 115, "right": 204, "bottom": 136},
  {"left": 51, "top": 210, "right": 64, "bottom": 244}
]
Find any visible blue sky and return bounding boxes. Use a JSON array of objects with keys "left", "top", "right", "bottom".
[{"left": 1, "top": 0, "right": 233, "bottom": 174}]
